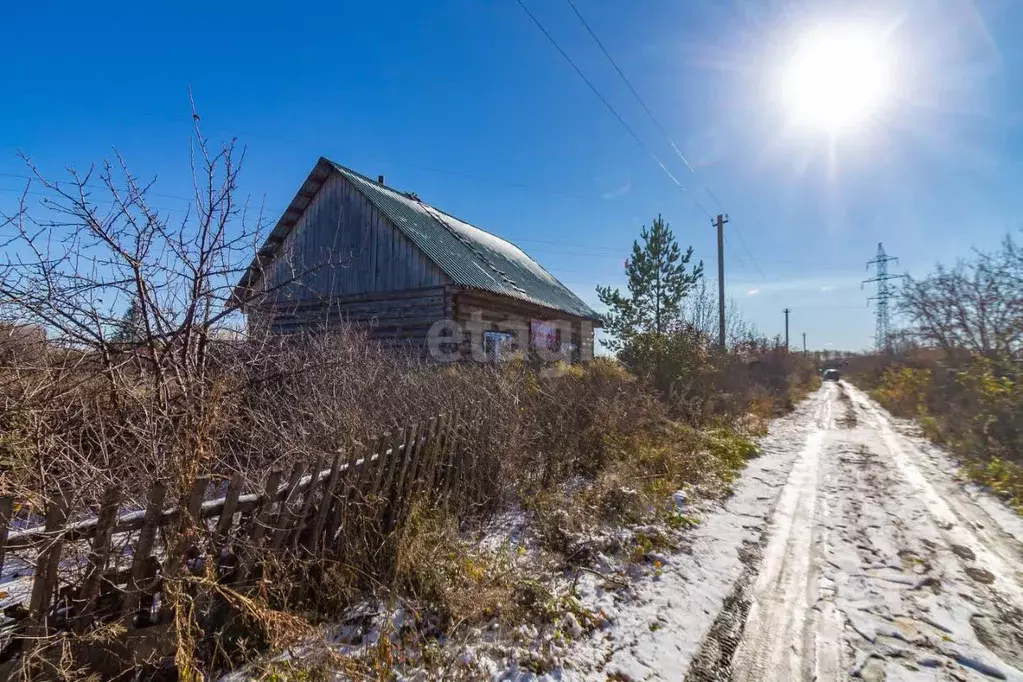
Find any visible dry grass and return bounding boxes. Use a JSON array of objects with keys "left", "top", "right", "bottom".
[
  {"left": 526, "top": 419, "right": 760, "bottom": 565},
  {"left": 0, "top": 326, "right": 814, "bottom": 679},
  {"left": 850, "top": 351, "right": 1023, "bottom": 513}
]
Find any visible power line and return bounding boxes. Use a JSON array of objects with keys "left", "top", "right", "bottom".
[
  {"left": 1, "top": 162, "right": 596, "bottom": 210},
  {"left": 563, "top": 0, "right": 697, "bottom": 177},
  {"left": 0, "top": 184, "right": 280, "bottom": 217},
  {"left": 0, "top": 171, "right": 204, "bottom": 205},
  {"left": 505, "top": 236, "right": 621, "bottom": 251},
  {"left": 722, "top": 233, "right": 750, "bottom": 274},
  {"left": 512, "top": 0, "right": 706, "bottom": 215},
  {"left": 559, "top": 0, "right": 763, "bottom": 276},
  {"left": 728, "top": 221, "right": 766, "bottom": 280},
  {"left": 704, "top": 186, "right": 726, "bottom": 215},
  {"left": 0, "top": 187, "right": 842, "bottom": 272},
  {"left": 0, "top": 183, "right": 848, "bottom": 272}
]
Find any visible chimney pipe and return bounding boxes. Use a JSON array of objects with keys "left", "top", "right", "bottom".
[{"left": 378, "top": 175, "right": 385, "bottom": 185}]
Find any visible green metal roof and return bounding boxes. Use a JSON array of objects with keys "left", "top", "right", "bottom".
[
  {"left": 236, "top": 158, "right": 601, "bottom": 321},
  {"left": 328, "top": 161, "right": 600, "bottom": 321}
]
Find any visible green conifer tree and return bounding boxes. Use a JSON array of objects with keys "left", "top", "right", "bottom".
[
  {"left": 112, "top": 298, "right": 145, "bottom": 344},
  {"left": 596, "top": 214, "right": 704, "bottom": 352}
]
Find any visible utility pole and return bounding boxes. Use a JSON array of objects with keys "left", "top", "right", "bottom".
[
  {"left": 715, "top": 214, "right": 728, "bottom": 351},
  {"left": 802, "top": 332, "right": 807, "bottom": 355},
  {"left": 783, "top": 308, "right": 791, "bottom": 350},
  {"left": 863, "top": 243, "right": 903, "bottom": 352}
]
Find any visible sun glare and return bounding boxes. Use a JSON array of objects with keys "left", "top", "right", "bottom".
[{"left": 782, "top": 25, "right": 891, "bottom": 134}]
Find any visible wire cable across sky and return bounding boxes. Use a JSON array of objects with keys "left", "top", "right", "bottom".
[
  {"left": 563, "top": 0, "right": 698, "bottom": 177},
  {"left": 561, "top": 0, "right": 767, "bottom": 280},
  {"left": 512, "top": 0, "right": 701, "bottom": 206}
]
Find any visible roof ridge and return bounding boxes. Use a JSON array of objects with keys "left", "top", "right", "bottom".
[
  {"left": 322, "top": 158, "right": 600, "bottom": 320},
  {"left": 328, "top": 158, "right": 530, "bottom": 294},
  {"left": 325, "top": 158, "right": 523, "bottom": 254},
  {"left": 324, "top": 158, "right": 393, "bottom": 191},
  {"left": 419, "top": 204, "right": 527, "bottom": 296}
]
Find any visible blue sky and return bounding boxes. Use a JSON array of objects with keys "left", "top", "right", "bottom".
[{"left": 3, "top": 0, "right": 1022, "bottom": 350}]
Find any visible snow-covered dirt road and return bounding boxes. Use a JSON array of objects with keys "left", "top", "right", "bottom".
[
  {"left": 569, "top": 382, "right": 1023, "bottom": 682},
  {"left": 722, "top": 381, "right": 1023, "bottom": 682}
]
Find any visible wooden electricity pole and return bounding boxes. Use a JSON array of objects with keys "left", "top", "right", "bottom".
[
  {"left": 715, "top": 214, "right": 728, "bottom": 351},
  {"left": 802, "top": 332, "right": 807, "bottom": 355}
]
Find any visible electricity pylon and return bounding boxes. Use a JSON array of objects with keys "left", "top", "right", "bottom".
[{"left": 863, "top": 242, "right": 903, "bottom": 352}]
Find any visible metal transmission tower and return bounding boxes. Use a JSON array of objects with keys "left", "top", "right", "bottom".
[{"left": 863, "top": 243, "right": 902, "bottom": 351}]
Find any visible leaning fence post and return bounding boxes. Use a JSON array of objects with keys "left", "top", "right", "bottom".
[
  {"left": 309, "top": 450, "right": 346, "bottom": 552},
  {"left": 270, "top": 463, "right": 308, "bottom": 550},
  {"left": 215, "top": 472, "right": 245, "bottom": 549},
  {"left": 0, "top": 496, "right": 13, "bottom": 580},
  {"left": 376, "top": 428, "right": 407, "bottom": 515},
  {"left": 440, "top": 410, "right": 463, "bottom": 506},
  {"left": 347, "top": 435, "right": 387, "bottom": 542},
  {"left": 122, "top": 482, "right": 167, "bottom": 626},
  {"left": 385, "top": 422, "right": 420, "bottom": 532},
  {"left": 26, "top": 498, "right": 69, "bottom": 638},
  {"left": 366, "top": 433, "right": 395, "bottom": 502},
  {"left": 291, "top": 456, "right": 326, "bottom": 550},
  {"left": 237, "top": 469, "right": 283, "bottom": 584},
  {"left": 405, "top": 417, "right": 440, "bottom": 501},
  {"left": 438, "top": 412, "right": 458, "bottom": 488},
  {"left": 455, "top": 409, "right": 477, "bottom": 513},
  {"left": 306, "top": 449, "right": 347, "bottom": 552},
  {"left": 77, "top": 487, "right": 121, "bottom": 628},
  {"left": 419, "top": 414, "right": 449, "bottom": 495},
  {"left": 324, "top": 446, "right": 363, "bottom": 548}
]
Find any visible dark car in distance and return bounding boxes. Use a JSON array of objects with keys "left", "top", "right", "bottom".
[{"left": 823, "top": 369, "right": 841, "bottom": 382}]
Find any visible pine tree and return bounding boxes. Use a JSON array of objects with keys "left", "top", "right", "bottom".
[
  {"left": 112, "top": 298, "right": 145, "bottom": 344},
  {"left": 596, "top": 214, "right": 703, "bottom": 352}
]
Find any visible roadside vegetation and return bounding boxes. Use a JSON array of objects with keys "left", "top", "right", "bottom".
[
  {"left": 0, "top": 123, "right": 818, "bottom": 679},
  {"left": 848, "top": 235, "right": 1023, "bottom": 513}
]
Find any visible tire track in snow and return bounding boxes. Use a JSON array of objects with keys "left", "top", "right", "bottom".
[
  {"left": 688, "top": 382, "right": 1023, "bottom": 682},
  {"left": 817, "top": 384, "right": 1023, "bottom": 681},
  {"left": 806, "top": 448, "right": 847, "bottom": 682},
  {"left": 682, "top": 387, "right": 832, "bottom": 682},
  {"left": 844, "top": 383, "right": 1023, "bottom": 607},
  {"left": 729, "top": 384, "right": 836, "bottom": 682}
]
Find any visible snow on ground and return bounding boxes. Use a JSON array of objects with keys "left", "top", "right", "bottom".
[
  {"left": 871, "top": 402, "right": 1023, "bottom": 549},
  {"left": 473, "top": 385, "right": 831, "bottom": 681},
  {"left": 219, "top": 382, "right": 1023, "bottom": 680},
  {"left": 479, "top": 381, "right": 1023, "bottom": 681},
  {"left": 726, "top": 381, "right": 1023, "bottom": 682}
]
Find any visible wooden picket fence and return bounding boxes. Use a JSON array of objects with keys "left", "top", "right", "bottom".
[{"left": 0, "top": 409, "right": 467, "bottom": 667}]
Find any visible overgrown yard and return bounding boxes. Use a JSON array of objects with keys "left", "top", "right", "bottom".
[
  {"left": 0, "top": 328, "right": 818, "bottom": 680},
  {"left": 220, "top": 366, "right": 811, "bottom": 680}
]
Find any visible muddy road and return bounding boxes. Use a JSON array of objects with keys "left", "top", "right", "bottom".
[{"left": 716, "top": 381, "right": 1023, "bottom": 681}]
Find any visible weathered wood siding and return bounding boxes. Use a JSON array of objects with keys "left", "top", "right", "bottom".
[
  {"left": 260, "top": 287, "right": 447, "bottom": 345},
  {"left": 452, "top": 290, "right": 594, "bottom": 361},
  {"left": 260, "top": 172, "right": 447, "bottom": 303}
]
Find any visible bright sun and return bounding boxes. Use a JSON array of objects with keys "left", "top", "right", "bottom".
[{"left": 782, "top": 25, "right": 891, "bottom": 134}]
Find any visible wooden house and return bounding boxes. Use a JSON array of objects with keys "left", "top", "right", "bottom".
[{"left": 233, "top": 158, "right": 601, "bottom": 361}]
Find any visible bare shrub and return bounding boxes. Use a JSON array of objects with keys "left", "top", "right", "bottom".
[
  {"left": 848, "top": 234, "right": 1023, "bottom": 511},
  {"left": 900, "top": 236, "right": 1023, "bottom": 360}
]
